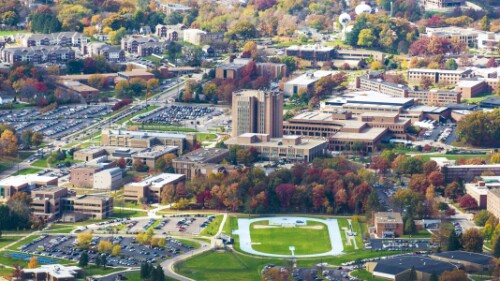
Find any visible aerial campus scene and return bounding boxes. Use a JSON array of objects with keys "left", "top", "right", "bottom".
[{"left": 0, "top": 0, "right": 499, "bottom": 280}]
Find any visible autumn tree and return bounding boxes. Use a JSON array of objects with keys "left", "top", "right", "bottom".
[
  {"left": 459, "top": 194, "right": 478, "bottom": 210},
  {"left": 461, "top": 228, "right": 483, "bottom": 252},
  {"left": 456, "top": 109, "right": 500, "bottom": 148},
  {"left": 111, "top": 244, "right": 121, "bottom": 256},
  {"left": 439, "top": 269, "right": 468, "bottom": 281},
  {"left": 262, "top": 267, "right": 292, "bottom": 281},
  {"left": 420, "top": 76, "right": 433, "bottom": 90},
  {"left": 474, "top": 210, "right": 490, "bottom": 226},
  {"left": 0, "top": 129, "right": 18, "bottom": 156},
  {"left": 77, "top": 232, "right": 93, "bottom": 249},
  {"left": 27, "top": 256, "right": 37, "bottom": 269},
  {"left": 98, "top": 240, "right": 113, "bottom": 253}
]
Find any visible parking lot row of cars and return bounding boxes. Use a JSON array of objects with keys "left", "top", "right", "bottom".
[{"left": 134, "top": 105, "right": 219, "bottom": 125}]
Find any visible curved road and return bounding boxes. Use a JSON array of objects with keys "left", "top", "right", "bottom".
[{"left": 161, "top": 213, "right": 228, "bottom": 281}]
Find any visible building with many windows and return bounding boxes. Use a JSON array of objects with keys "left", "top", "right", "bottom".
[
  {"left": 124, "top": 173, "right": 185, "bottom": 203},
  {"left": 232, "top": 90, "right": 283, "bottom": 138},
  {"left": 101, "top": 129, "right": 196, "bottom": 152},
  {"left": 373, "top": 212, "right": 404, "bottom": 238},
  {"left": 408, "top": 68, "right": 474, "bottom": 84},
  {"left": 1, "top": 46, "right": 75, "bottom": 64},
  {"left": 225, "top": 133, "right": 327, "bottom": 162},
  {"left": 84, "top": 42, "right": 125, "bottom": 62},
  {"left": 0, "top": 175, "right": 58, "bottom": 201},
  {"left": 283, "top": 71, "right": 337, "bottom": 97},
  {"left": 285, "top": 45, "right": 336, "bottom": 61},
  {"left": 21, "top": 32, "right": 87, "bottom": 47},
  {"left": 172, "top": 148, "right": 229, "bottom": 180}
]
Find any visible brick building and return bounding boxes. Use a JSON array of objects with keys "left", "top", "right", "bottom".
[{"left": 373, "top": 212, "right": 404, "bottom": 238}]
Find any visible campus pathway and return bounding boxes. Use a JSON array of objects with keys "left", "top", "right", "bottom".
[{"left": 234, "top": 217, "right": 344, "bottom": 258}]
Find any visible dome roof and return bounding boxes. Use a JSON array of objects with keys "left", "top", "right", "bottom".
[{"left": 355, "top": 3, "right": 372, "bottom": 15}]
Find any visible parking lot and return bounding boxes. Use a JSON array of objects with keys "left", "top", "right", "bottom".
[
  {"left": 262, "top": 265, "right": 351, "bottom": 281},
  {"left": 367, "top": 239, "right": 432, "bottom": 251},
  {"left": 0, "top": 105, "right": 112, "bottom": 140},
  {"left": 419, "top": 122, "right": 456, "bottom": 145},
  {"left": 132, "top": 105, "right": 221, "bottom": 126},
  {"left": 92, "top": 215, "right": 217, "bottom": 236},
  {"left": 18, "top": 234, "right": 195, "bottom": 267}
]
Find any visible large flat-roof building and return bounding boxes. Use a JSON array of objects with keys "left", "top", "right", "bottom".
[
  {"left": 366, "top": 255, "right": 460, "bottom": 281},
  {"left": 285, "top": 45, "right": 336, "bottom": 62},
  {"left": 232, "top": 90, "right": 283, "bottom": 138},
  {"left": 283, "top": 71, "right": 337, "bottom": 97},
  {"left": 124, "top": 173, "right": 185, "bottom": 203},
  {"left": 225, "top": 133, "right": 327, "bottom": 162},
  {"left": 19, "top": 264, "right": 83, "bottom": 281},
  {"left": 31, "top": 186, "right": 69, "bottom": 221},
  {"left": 131, "top": 146, "right": 179, "bottom": 169},
  {"left": 93, "top": 167, "right": 123, "bottom": 190},
  {"left": 373, "top": 212, "right": 404, "bottom": 238},
  {"left": 61, "top": 194, "right": 113, "bottom": 221},
  {"left": 101, "top": 129, "right": 196, "bottom": 152},
  {"left": 465, "top": 181, "right": 490, "bottom": 209},
  {"left": 172, "top": 148, "right": 229, "bottom": 180},
  {"left": 0, "top": 175, "right": 58, "bottom": 200},
  {"left": 430, "top": 251, "right": 493, "bottom": 272},
  {"left": 442, "top": 164, "right": 500, "bottom": 183},
  {"left": 408, "top": 68, "right": 474, "bottom": 85}
]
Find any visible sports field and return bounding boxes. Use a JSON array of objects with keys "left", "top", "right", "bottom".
[{"left": 250, "top": 220, "right": 331, "bottom": 255}]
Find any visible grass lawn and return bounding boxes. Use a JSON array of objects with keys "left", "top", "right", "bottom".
[
  {"left": 196, "top": 133, "right": 217, "bottom": 141},
  {"left": 117, "top": 106, "right": 159, "bottom": 125},
  {"left": 176, "top": 250, "right": 286, "bottom": 281},
  {"left": 140, "top": 124, "right": 198, "bottom": 133},
  {"left": 122, "top": 271, "right": 178, "bottom": 281},
  {"left": 413, "top": 154, "right": 488, "bottom": 162},
  {"left": 84, "top": 265, "right": 126, "bottom": 276},
  {"left": 337, "top": 219, "right": 366, "bottom": 252},
  {"left": 200, "top": 215, "right": 223, "bottom": 236},
  {"left": 11, "top": 167, "right": 43, "bottom": 175},
  {"left": 351, "top": 269, "right": 388, "bottom": 281},
  {"left": 111, "top": 209, "right": 147, "bottom": 218},
  {"left": 401, "top": 229, "right": 432, "bottom": 238},
  {"left": 7, "top": 235, "right": 41, "bottom": 251},
  {"left": 0, "top": 30, "right": 30, "bottom": 36},
  {"left": 44, "top": 224, "right": 75, "bottom": 234},
  {"left": 0, "top": 236, "right": 24, "bottom": 249},
  {"left": 250, "top": 220, "right": 331, "bottom": 255},
  {"left": 0, "top": 152, "right": 33, "bottom": 173},
  {"left": 32, "top": 155, "right": 80, "bottom": 168},
  {"left": 177, "top": 239, "right": 201, "bottom": 250}
]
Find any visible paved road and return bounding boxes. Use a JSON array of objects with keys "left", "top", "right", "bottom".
[{"left": 161, "top": 213, "right": 228, "bottom": 281}]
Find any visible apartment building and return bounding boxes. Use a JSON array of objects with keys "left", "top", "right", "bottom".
[
  {"left": 84, "top": 42, "right": 125, "bottom": 63},
  {"left": 101, "top": 129, "right": 196, "bottom": 152},
  {"left": 21, "top": 32, "right": 87, "bottom": 47},
  {"left": 408, "top": 68, "right": 474, "bottom": 84},
  {"left": 137, "top": 41, "right": 167, "bottom": 57},
  {"left": 124, "top": 173, "right": 185, "bottom": 203},
  {"left": 121, "top": 35, "right": 158, "bottom": 54},
  {"left": 0, "top": 175, "right": 58, "bottom": 200},
  {"left": 160, "top": 3, "right": 190, "bottom": 15},
  {"left": 1, "top": 46, "right": 75, "bottom": 64},
  {"left": 155, "top": 24, "right": 186, "bottom": 41},
  {"left": 183, "top": 29, "right": 224, "bottom": 45},
  {"left": 285, "top": 45, "right": 336, "bottom": 61},
  {"left": 172, "top": 148, "right": 229, "bottom": 180},
  {"left": 373, "top": 212, "right": 404, "bottom": 238},
  {"left": 224, "top": 133, "right": 327, "bottom": 162},
  {"left": 283, "top": 71, "right": 337, "bottom": 97},
  {"left": 232, "top": 89, "right": 284, "bottom": 138}
]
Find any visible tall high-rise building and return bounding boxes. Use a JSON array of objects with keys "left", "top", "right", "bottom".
[{"left": 231, "top": 90, "right": 283, "bottom": 138}]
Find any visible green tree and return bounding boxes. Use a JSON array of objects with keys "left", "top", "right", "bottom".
[
  {"left": 494, "top": 236, "right": 500, "bottom": 258},
  {"left": 445, "top": 59, "right": 458, "bottom": 70},
  {"left": 108, "top": 27, "right": 127, "bottom": 45},
  {"left": 474, "top": 210, "right": 490, "bottom": 226},
  {"left": 479, "top": 16, "right": 490, "bottom": 31},
  {"left": 228, "top": 20, "right": 256, "bottom": 39},
  {"left": 404, "top": 216, "right": 417, "bottom": 235},
  {"left": 447, "top": 229, "right": 461, "bottom": 251},
  {"left": 280, "top": 56, "right": 297, "bottom": 75},
  {"left": 461, "top": 228, "right": 483, "bottom": 252},
  {"left": 78, "top": 252, "right": 88, "bottom": 268}
]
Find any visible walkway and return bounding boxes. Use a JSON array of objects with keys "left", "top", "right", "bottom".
[{"left": 234, "top": 217, "right": 344, "bottom": 258}]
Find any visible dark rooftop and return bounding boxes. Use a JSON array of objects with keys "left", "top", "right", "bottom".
[
  {"left": 431, "top": 251, "right": 493, "bottom": 266},
  {"left": 373, "top": 255, "right": 459, "bottom": 276}
]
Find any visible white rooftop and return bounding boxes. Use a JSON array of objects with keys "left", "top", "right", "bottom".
[
  {"left": 22, "top": 264, "right": 81, "bottom": 279},
  {"left": 0, "top": 174, "right": 57, "bottom": 187},
  {"left": 285, "top": 71, "right": 337, "bottom": 86},
  {"left": 128, "top": 173, "right": 185, "bottom": 188}
]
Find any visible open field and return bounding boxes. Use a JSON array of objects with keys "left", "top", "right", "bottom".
[
  {"left": 176, "top": 250, "right": 286, "bottom": 281},
  {"left": 250, "top": 220, "right": 331, "bottom": 255},
  {"left": 0, "top": 30, "right": 30, "bottom": 36},
  {"left": 338, "top": 219, "right": 365, "bottom": 252},
  {"left": 0, "top": 237, "right": 23, "bottom": 249}
]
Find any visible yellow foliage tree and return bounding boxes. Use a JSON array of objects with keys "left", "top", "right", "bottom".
[
  {"left": 97, "top": 240, "right": 113, "bottom": 253},
  {"left": 491, "top": 153, "right": 500, "bottom": 164},
  {"left": 136, "top": 232, "right": 147, "bottom": 244},
  {"left": 370, "top": 61, "right": 383, "bottom": 71},
  {"left": 0, "top": 129, "right": 18, "bottom": 156},
  {"left": 111, "top": 244, "right": 121, "bottom": 256},
  {"left": 158, "top": 238, "right": 166, "bottom": 248},
  {"left": 27, "top": 256, "right": 37, "bottom": 269},
  {"left": 151, "top": 237, "right": 159, "bottom": 247},
  {"left": 242, "top": 41, "right": 258, "bottom": 57},
  {"left": 77, "top": 232, "right": 93, "bottom": 249}
]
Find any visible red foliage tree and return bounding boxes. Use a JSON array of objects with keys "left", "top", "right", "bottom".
[
  {"left": 275, "top": 183, "right": 295, "bottom": 209},
  {"left": 459, "top": 194, "right": 478, "bottom": 210}
]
